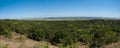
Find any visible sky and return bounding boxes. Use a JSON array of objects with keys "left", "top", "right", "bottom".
[{"left": 0, "top": 0, "right": 120, "bottom": 19}]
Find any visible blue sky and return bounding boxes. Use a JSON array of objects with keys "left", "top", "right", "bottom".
[{"left": 0, "top": 0, "right": 120, "bottom": 19}]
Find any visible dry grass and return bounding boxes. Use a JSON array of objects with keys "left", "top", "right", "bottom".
[{"left": 105, "top": 42, "right": 120, "bottom": 48}]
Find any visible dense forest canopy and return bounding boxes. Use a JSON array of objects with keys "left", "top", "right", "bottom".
[{"left": 0, "top": 19, "right": 120, "bottom": 48}]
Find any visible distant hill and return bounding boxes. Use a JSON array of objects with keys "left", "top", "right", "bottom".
[{"left": 23, "top": 17, "right": 120, "bottom": 21}]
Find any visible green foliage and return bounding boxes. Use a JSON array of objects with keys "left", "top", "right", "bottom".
[
  {"left": 0, "top": 44, "right": 9, "bottom": 48},
  {"left": 16, "top": 36, "right": 26, "bottom": 42},
  {"left": 77, "top": 31, "right": 93, "bottom": 44},
  {"left": 33, "top": 43, "right": 48, "bottom": 48},
  {"left": 104, "top": 31, "right": 119, "bottom": 44},
  {"left": 52, "top": 31, "right": 76, "bottom": 46},
  {"left": 0, "top": 25, "right": 12, "bottom": 38},
  {"left": 28, "top": 26, "right": 46, "bottom": 41},
  {"left": 0, "top": 19, "right": 120, "bottom": 48},
  {"left": 89, "top": 29, "right": 119, "bottom": 48}
]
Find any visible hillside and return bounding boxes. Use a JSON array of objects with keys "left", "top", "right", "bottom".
[
  {"left": 23, "top": 17, "right": 120, "bottom": 21},
  {"left": 0, "top": 19, "right": 120, "bottom": 48}
]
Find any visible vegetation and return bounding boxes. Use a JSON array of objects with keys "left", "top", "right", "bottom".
[{"left": 0, "top": 19, "right": 120, "bottom": 48}]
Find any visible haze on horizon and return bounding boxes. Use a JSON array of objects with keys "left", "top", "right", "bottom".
[{"left": 0, "top": 0, "right": 120, "bottom": 19}]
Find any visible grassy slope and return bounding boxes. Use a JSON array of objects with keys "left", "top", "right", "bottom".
[
  {"left": 0, "top": 32, "right": 120, "bottom": 48},
  {"left": 0, "top": 32, "right": 58, "bottom": 48}
]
